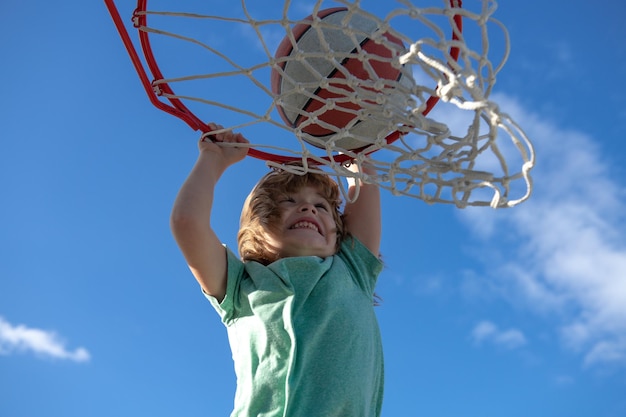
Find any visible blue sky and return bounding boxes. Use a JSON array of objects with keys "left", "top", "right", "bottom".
[{"left": 1, "top": 1, "right": 626, "bottom": 417}]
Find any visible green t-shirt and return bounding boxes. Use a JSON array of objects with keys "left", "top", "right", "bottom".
[{"left": 206, "top": 236, "right": 384, "bottom": 417}]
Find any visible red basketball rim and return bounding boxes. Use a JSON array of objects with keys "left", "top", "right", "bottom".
[{"left": 104, "top": 0, "right": 464, "bottom": 165}]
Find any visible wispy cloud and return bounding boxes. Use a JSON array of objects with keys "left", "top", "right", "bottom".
[
  {"left": 471, "top": 320, "right": 528, "bottom": 350},
  {"left": 0, "top": 316, "right": 90, "bottom": 363},
  {"left": 459, "top": 94, "right": 626, "bottom": 369}
]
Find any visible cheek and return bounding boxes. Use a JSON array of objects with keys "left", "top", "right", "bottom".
[
  {"left": 330, "top": 213, "right": 342, "bottom": 234},
  {"left": 325, "top": 216, "right": 340, "bottom": 238}
]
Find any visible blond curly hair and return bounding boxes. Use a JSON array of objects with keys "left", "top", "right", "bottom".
[{"left": 238, "top": 168, "right": 344, "bottom": 264}]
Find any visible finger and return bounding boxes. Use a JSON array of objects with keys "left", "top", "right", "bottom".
[
  {"left": 200, "top": 132, "right": 215, "bottom": 143},
  {"left": 234, "top": 133, "right": 249, "bottom": 144},
  {"left": 206, "top": 123, "right": 225, "bottom": 142},
  {"left": 220, "top": 129, "right": 241, "bottom": 143}
]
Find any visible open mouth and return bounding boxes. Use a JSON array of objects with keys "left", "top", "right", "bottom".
[{"left": 289, "top": 220, "right": 321, "bottom": 235}]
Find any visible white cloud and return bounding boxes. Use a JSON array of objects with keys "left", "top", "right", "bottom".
[
  {"left": 553, "top": 374, "right": 575, "bottom": 387},
  {"left": 0, "top": 316, "right": 90, "bottom": 363},
  {"left": 458, "top": 94, "right": 626, "bottom": 369},
  {"left": 472, "top": 320, "right": 497, "bottom": 341},
  {"left": 471, "top": 320, "right": 528, "bottom": 350}
]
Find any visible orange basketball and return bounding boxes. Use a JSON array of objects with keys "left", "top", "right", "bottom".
[{"left": 271, "top": 7, "right": 406, "bottom": 150}]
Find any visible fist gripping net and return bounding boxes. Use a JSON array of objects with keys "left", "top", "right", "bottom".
[{"left": 105, "top": 0, "right": 535, "bottom": 208}]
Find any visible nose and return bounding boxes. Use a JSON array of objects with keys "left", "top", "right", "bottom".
[{"left": 298, "top": 202, "right": 317, "bottom": 213}]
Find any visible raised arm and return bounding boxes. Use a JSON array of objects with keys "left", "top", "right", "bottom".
[
  {"left": 342, "top": 163, "right": 381, "bottom": 256},
  {"left": 170, "top": 125, "right": 248, "bottom": 302}
]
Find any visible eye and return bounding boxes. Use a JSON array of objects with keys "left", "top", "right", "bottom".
[
  {"left": 279, "top": 197, "right": 295, "bottom": 204},
  {"left": 315, "top": 202, "right": 330, "bottom": 211}
]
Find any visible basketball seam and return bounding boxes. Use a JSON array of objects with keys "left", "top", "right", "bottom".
[{"left": 293, "top": 37, "right": 369, "bottom": 134}]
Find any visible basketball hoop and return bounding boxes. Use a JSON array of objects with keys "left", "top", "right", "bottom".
[{"left": 104, "top": 0, "right": 534, "bottom": 208}]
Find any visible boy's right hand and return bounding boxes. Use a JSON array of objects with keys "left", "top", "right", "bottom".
[{"left": 199, "top": 123, "right": 249, "bottom": 168}]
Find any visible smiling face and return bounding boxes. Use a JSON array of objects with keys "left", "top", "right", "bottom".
[
  {"left": 267, "top": 186, "right": 339, "bottom": 259},
  {"left": 238, "top": 169, "right": 344, "bottom": 264}
]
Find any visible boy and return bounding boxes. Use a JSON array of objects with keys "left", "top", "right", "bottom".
[{"left": 171, "top": 124, "right": 384, "bottom": 416}]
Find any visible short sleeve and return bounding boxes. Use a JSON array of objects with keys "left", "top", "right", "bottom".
[
  {"left": 204, "top": 245, "right": 245, "bottom": 324},
  {"left": 337, "top": 235, "right": 383, "bottom": 296}
]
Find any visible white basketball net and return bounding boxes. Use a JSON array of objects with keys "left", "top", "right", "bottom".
[{"left": 126, "top": 0, "right": 534, "bottom": 208}]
